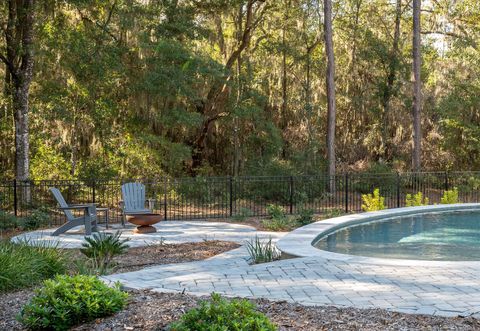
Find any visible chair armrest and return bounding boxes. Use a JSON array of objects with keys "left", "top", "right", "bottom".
[
  {"left": 58, "top": 204, "right": 92, "bottom": 210},
  {"left": 147, "top": 198, "right": 156, "bottom": 210}
]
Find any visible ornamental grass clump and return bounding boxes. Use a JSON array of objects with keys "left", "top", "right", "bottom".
[
  {"left": 0, "top": 240, "right": 68, "bottom": 293},
  {"left": 18, "top": 274, "right": 128, "bottom": 331},
  {"left": 169, "top": 293, "right": 277, "bottom": 331},
  {"left": 246, "top": 236, "right": 281, "bottom": 264},
  {"left": 361, "top": 188, "right": 386, "bottom": 211}
]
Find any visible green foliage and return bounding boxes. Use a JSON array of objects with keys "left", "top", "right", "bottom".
[
  {"left": 246, "top": 236, "right": 281, "bottom": 264},
  {"left": 0, "top": 240, "right": 68, "bottom": 293},
  {"left": 0, "top": 211, "right": 18, "bottom": 231},
  {"left": 405, "top": 192, "right": 429, "bottom": 207},
  {"left": 261, "top": 217, "right": 293, "bottom": 231},
  {"left": 80, "top": 231, "right": 129, "bottom": 275},
  {"left": 323, "top": 208, "right": 345, "bottom": 219},
  {"left": 440, "top": 187, "right": 460, "bottom": 204},
  {"left": 262, "top": 204, "right": 293, "bottom": 231},
  {"left": 169, "top": 293, "right": 276, "bottom": 331},
  {"left": 233, "top": 207, "right": 253, "bottom": 222},
  {"left": 295, "top": 207, "right": 314, "bottom": 226},
  {"left": 18, "top": 275, "right": 128, "bottom": 330},
  {"left": 361, "top": 188, "right": 386, "bottom": 211},
  {"left": 21, "top": 207, "right": 50, "bottom": 230},
  {"left": 2, "top": 0, "right": 479, "bottom": 180},
  {"left": 266, "top": 204, "right": 286, "bottom": 220}
]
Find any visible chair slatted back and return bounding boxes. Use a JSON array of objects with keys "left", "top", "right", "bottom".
[
  {"left": 121, "top": 182, "right": 146, "bottom": 212},
  {"left": 50, "top": 187, "right": 74, "bottom": 221}
]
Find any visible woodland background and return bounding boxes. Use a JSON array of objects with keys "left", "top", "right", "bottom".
[{"left": 1, "top": 0, "right": 479, "bottom": 180}]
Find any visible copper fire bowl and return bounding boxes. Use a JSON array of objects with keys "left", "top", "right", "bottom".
[{"left": 126, "top": 213, "right": 162, "bottom": 233}]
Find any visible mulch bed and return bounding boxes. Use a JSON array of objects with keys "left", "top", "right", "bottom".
[
  {"left": 111, "top": 240, "right": 240, "bottom": 273},
  {"left": 67, "top": 240, "right": 240, "bottom": 274},
  {"left": 2, "top": 289, "right": 478, "bottom": 330}
]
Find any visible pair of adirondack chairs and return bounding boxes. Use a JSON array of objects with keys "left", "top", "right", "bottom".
[{"left": 50, "top": 183, "right": 154, "bottom": 236}]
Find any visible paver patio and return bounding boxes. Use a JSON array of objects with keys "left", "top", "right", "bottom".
[
  {"left": 13, "top": 219, "right": 480, "bottom": 318},
  {"left": 98, "top": 221, "right": 480, "bottom": 318}
]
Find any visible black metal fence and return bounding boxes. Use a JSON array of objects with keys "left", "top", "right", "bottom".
[{"left": 1, "top": 172, "right": 480, "bottom": 229}]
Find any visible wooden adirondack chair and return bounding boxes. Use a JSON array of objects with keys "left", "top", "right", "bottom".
[
  {"left": 50, "top": 187, "right": 98, "bottom": 236},
  {"left": 120, "top": 182, "right": 155, "bottom": 226}
]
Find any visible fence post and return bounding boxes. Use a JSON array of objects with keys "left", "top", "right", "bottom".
[
  {"left": 289, "top": 176, "right": 294, "bottom": 214},
  {"left": 444, "top": 171, "right": 449, "bottom": 191},
  {"left": 92, "top": 179, "right": 96, "bottom": 204},
  {"left": 345, "top": 173, "right": 349, "bottom": 213},
  {"left": 13, "top": 179, "right": 18, "bottom": 217},
  {"left": 229, "top": 177, "right": 233, "bottom": 217},
  {"left": 396, "top": 172, "right": 401, "bottom": 208},
  {"left": 163, "top": 177, "right": 168, "bottom": 220}
]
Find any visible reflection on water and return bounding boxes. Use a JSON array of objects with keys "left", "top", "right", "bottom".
[{"left": 314, "top": 210, "right": 480, "bottom": 261}]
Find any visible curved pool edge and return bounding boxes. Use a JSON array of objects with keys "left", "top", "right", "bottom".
[{"left": 276, "top": 203, "right": 480, "bottom": 267}]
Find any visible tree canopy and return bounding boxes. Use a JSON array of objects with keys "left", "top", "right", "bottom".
[{"left": 1, "top": 0, "right": 479, "bottom": 180}]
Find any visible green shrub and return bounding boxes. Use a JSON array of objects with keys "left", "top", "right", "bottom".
[
  {"left": 266, "top": 204, "right": 286, "bottom": 220},
  {"left": 80, "top": 231, "right": 128, "bottom": 275},
  {"left": 18, "top": 275, "right": 128, "bottom": 330},
  {"left": 263, "top": 204, "right": 292, "bottom": 231},
  {"left": 246, "top": 236, "right": 281, "bottom": 264},
  {"left": 405, "top": 192, "right": 429, "bottom": 207},
  {"left": 262, "top": 217, "right": 292, "bottom": 231},
  {"left": 233, "top": 207, "right": 253, "bottom": 222},
  {"left": 0, "top": 211, "right": 18, "bottom": 231},
  {"left": 441, "top": 187, "right": 459, "bottom": 204},
  {"left": 361, "top": 188, "right": 386, "bottom": 211},
  {"left": 169, "top": 293, "right": 276, "bottom": 331},
  {"left": 296, "top": 207, "right": 314, "bottom": 226},
  {"left": 21, "top": 207, "right": 50, "bottom": 230},
  {"left": 0, "top": 240, "right": 69, "bottom": 292}
]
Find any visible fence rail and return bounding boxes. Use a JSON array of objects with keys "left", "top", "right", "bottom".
[{"left": 1, "top": 172, "right": 480, "bottom": 229}]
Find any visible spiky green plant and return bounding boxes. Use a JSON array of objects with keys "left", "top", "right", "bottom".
[
  {"left": 246, "top": 236, "right": 281, "bottom": 264},
  {"left": 80, "top": 231, "right": 128, "bottom": 274}
]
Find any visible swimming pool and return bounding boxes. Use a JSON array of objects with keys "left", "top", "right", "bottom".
[
  {"left": 314, "top": 210, "right": 480, "bottom": 261},
  {"left": 276, "top": 204, "right": 480, "bottom": 265}
]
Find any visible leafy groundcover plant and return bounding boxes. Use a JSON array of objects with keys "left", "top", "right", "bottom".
[
  {"left": 0, "top": 240, "right": 68, "bottom": 293},
  {"left": 169, "top": 293, "right": 277, "bottom": 331},
  {"left": 18, "top": 274, "right": 128, "bottom": 330}
]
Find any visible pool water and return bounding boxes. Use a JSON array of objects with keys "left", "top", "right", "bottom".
[{"left": 314, "top": 210, "right": 480, "bottom": 261}]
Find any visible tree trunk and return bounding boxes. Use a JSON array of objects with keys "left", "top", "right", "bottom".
[
  {"left": 1, "top": 0, "right": 35, "bottom": 182},
  {"left": 412, "top": 0, "right": 422, "bottom": 171},
  {"left": 381, "top": 0, "right": 401, "bottom": 160},
  {"left": 13, "top": 83, "right": 30, "bottom": 182},
  {"left": 190, "top": 0, "right": 265, "bottom": 174},
  {"left": 324, "top": 0, "right": 337, "bottom": 190},
  {"left": 281, "top": 20, "right": 288, "bottom": 159}
]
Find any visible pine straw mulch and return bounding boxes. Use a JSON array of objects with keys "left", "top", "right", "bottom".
[{"left": 2, "top": 289, "right": 478, "bottom": 330}]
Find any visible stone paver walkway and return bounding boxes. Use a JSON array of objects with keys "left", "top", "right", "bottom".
[
  {"left": 105, "top": 248, "right": 480, "bottom": 318},
  {"left": 30, "top": 220, "right": 475, "bottom": 318}
]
